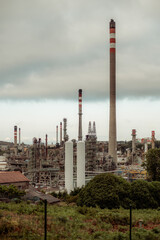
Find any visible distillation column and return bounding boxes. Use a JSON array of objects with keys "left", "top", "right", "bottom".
[{"left": 65, "top": 141, "right": 73, "bottom": 193}]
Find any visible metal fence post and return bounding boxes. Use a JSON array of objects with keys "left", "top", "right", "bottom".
[
  {"left": 44, "top": 199, "right": 47, "bottom": 240},
  {"left": 130, "top": 204, "right": 132, "bottom": 240}
]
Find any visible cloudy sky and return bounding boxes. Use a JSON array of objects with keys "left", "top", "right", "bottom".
[{"left": 0, "top": 0, "right": 160, "bottom": 144}]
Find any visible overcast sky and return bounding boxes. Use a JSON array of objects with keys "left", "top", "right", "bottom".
[{"left": 0, "top": 0, "right": 160, "bottom": 144}]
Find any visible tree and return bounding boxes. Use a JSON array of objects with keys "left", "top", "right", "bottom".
[
  {"left": 131, "top": 180, "right": 158, "bottom": 209},
  {"left": 145, "top": 148, "right": 160, "bottom": 181},
  {"left": 77, "top": 173, "right": 131, "bottom": 209}
]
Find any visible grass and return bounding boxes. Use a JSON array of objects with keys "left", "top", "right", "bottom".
[{"left": 0, "top": 202, "right": 160, "bottom": 239}]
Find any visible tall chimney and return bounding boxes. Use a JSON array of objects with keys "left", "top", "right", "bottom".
[
  {"left": 132, "top": 129, "right": 136, "bottom": 153},
  {"left": 45, "top": 134, "right": 48, "bottom": 159},
  {"left": 151, "top": 131, "right": 155, "bottom": 149},
  {"left": 19, "top": 128, "right": 21, "bottom": 145},
  {"left": 63, "top": 118, "right": 68, "bottom": 142},
  {"left": 14, "top": 126, "right": 17, "bottom": 146},
  {"left": 56, "top": 125, "right": 58, "bottom": 144},
  {"left": 78, "top": 89, "right": 83, "bottom": 141},
  {"left": 60, "top": 122, "right": 62, "bottom": 145},
  {"left": 108, "top": 19, "right": 117, "bottom": 165}
]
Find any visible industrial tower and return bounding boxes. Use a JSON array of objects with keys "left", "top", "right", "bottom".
[
  {"left": 108, "top": 19, "right": 117, "bottom": 165},
  {"left": 78, "top": 89, "right": 83, "bottom": 141}
]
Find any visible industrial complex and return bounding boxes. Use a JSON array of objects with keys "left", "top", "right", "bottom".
[{"left": 0, "top": 20, "right": 154, "bottom": 193}]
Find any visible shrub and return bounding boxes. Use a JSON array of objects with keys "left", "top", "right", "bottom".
[
  {"left": 77, "top": 173, "right": 131, "bottom": 209},
  {"left": 131, "top": 180, "right": 158, "bottom": 209}
]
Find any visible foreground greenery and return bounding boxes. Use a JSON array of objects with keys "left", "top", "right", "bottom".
[
  {"left": 74, "top": 174, "right": 160, "bottom": 209},
  {"left": 0, "top": 201, "right": 160, "bottom": 240},
  {"left": 145, "top": 148, "right": 160, "bottom": 181}
]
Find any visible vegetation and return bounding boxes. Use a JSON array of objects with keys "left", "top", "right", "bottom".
[
  {"left": 77, "top": 173, "right": 160, "bottom": 209},
  {"left": 77, "top": 173, "right": 131, "bottom": 209},
  {"left": 145, "top": 148, "right": 160, "bottom": 181},
  {"left": 0, "top": 202, "right": 160, "bottom": 239},
  {"left": 0, "top": 185, "right": 25, "bottom": 199}
]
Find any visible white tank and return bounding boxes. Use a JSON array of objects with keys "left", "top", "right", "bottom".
[
  {"left": 77, "top": 141, "right": 85, "bottom": 188},
  {"left": 65, "top": 141, "right": 73, "bottom": 193}
]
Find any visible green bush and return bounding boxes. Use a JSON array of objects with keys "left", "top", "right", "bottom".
[
  {"left": 131, "top": 180, "right": 158, "bottom": 209},
  {"left": 77, "top": 173, "right": 131, "bottom": 209}
]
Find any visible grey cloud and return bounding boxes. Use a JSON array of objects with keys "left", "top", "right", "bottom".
[{"left": 0, "top": 0, "right": 160, "bottom": 100}]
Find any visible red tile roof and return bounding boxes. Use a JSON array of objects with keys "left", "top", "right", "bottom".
[{"left": 0, "top": 171, "right": 30, "bottom": 184}]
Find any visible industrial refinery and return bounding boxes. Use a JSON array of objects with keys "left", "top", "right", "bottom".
[{"left": 0, "top": 20, "right": 155, "bottom": 193}]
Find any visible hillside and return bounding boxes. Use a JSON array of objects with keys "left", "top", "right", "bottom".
[{"left": 0, "top": 202, "right": 160, "bottom": 240}]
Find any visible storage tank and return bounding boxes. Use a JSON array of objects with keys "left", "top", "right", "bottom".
[
  {"left": 77, "top": 141, "right": 85, "bottom": 188},
  {"left": 65, "top": 141, "right": 73, "bottom": 193}
]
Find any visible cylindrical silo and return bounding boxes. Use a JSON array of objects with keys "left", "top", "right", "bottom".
[
  {"left": 65, "top": 141, "right": 73, "bottom": 193},
  {"left": 77, "top": 141, "right": 85, "bottom": 188}
]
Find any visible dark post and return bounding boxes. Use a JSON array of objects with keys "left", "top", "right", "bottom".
[
  {"left": 44, "top": 199, "right": 47, "bottom": 240},
  {"left": 130, "top": 204, "right": 132, "bottom": 240}
]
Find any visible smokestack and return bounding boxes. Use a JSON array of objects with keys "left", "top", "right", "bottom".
[
  {"left": 78, "top": 89, "right": 83, "bottom": 141},
  {"left": 14, "top": 126, "right": 17, "bottom": 146},
  {"left": 151, "top": 131, "right": 155, "bottom": 149},
  {"left": 45, "top": 134, "right": 48, "bottom": 159},
  {"left": 108, "top": 19, "right": 117, "bottom": 165},
  {"left": 60, "top": 122, "right": 62, "bottom": 145},
  {"left": 63, "top": 118, "right": 68, "bottom": 142},
  {"left": 132, "top": 129, "right": 136, "bottom": 153},
  {"left": 19, "top": 128, "right": 21, "bottom": 145},
  {"left": 56, "top": 125, "right": 58, "bottom": 144}
]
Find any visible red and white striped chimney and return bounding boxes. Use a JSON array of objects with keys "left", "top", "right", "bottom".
[
  {"left": 108, "top": 19, "right": 117, "bottom": 165},
  {"left": 78, "top": 89, "right": 83, "bottom": 141},
  {"left": 14, "top": 126, "right": 17, "bottom": 146}
]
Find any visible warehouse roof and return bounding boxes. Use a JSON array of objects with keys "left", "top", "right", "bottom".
[{"left": 0, "top": 171, "right": 30, "bottom": 184}]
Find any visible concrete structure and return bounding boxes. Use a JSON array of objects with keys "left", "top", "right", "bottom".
[
  {"left": 77, "top": 141, "right": 85, "bottom": 188},
  {"left": 132, "top": 129, "right": 136, "bottom": 153},
  {"left": 108, "top": 19, "right": 117, "bottom": 165},
  {"left": 78, "top": 89, "right": 83, "bottom": 141},
  {"left": 65, "top": 141, "right": 73, "bottom": 193}
]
